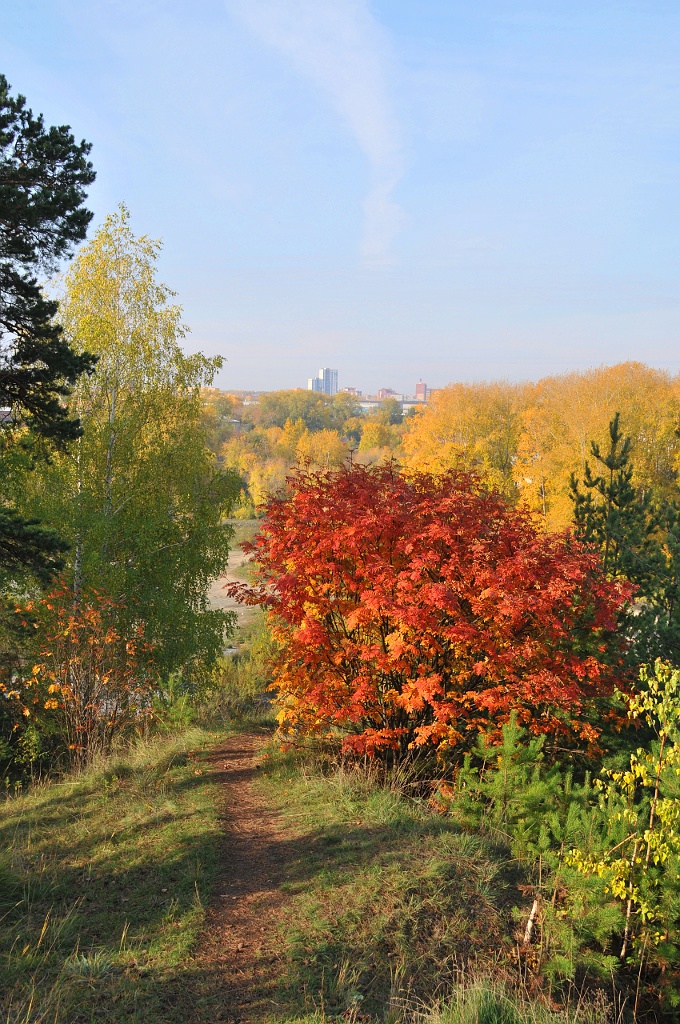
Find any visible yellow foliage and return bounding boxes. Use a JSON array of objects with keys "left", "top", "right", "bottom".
[
  {"left": 265, "top": 426, "right": 284, "bottom": 451},
  {"left": 402, "top": 381, "right": 528, "bottom": 497},
  {"left": 218, "top": 363, "right": 680, "bottom": 530},
  {"left": 514, "top": 362, "right": 680, "bottom": 529},
  {"left": 359, "top": 420, "right": 395, "bottom": 452},
  {"left": 296, "top": 429, "right": 348, "bottom": 468},
  {"left": 247, "top": 458, "right": 289, "bottom": 508},
  {"left": 401, "top": 363, "right": 680, "bottom": 529},
  {"left": 276, "top": 418, "right": 308, "bottom": 460}
]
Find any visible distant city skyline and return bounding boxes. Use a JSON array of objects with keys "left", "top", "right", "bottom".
[{"left": 306, "top": 369, "right": 430, "bottom": 400}]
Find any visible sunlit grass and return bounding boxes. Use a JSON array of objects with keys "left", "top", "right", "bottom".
[
  {"left": 258, "top": 748, "right": 510, "bottom": 1018},
  {"left": 0, "top": 727, "right": 228, "bottom": 1023},
  {"left": 257, "top": 749, "right": 616, "bottom": 1024}
]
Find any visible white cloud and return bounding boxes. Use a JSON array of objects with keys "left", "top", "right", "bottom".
[{"left": 228, "top": 0, "right": 404, "bottom": 264}]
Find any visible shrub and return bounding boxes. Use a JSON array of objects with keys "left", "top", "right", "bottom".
[
  {"left": 232, "top": 464, "right": 630, "bottom": 760},
  {"left": 1, "top": 584, "right": 155, "bottom": 771}
]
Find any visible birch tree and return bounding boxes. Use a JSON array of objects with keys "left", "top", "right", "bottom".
[{"left": 21, "top": 206, "right": 238, "bottom": 677}]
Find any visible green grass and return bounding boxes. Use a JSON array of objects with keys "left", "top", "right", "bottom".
[
  {"left": 272, "top": 980, "right": 613, "bottom": 1024},
  {"left": 258, "top": 752, "right": 512, "bottom": 1018},
  {"left": 204, "top": 611, "right": 277, "bottom": 727},
  {"left": 428, "top": 981, "right": 613, "bottom": 1024},
  {"left": 227, "top": 518, "right": 260, "bottom": 549},
  {"left": 0, "top": 727, "right": 229, "bottom": 1023},
  {"left": 257, "top": 750, "right": 616, "bottom": 1024},
  {"left": 0, "top": 714, "right": 617, "bottom": 1024}
]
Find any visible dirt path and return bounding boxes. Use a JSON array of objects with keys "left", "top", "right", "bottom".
[
  {"left": 170, "top": 731, "right": 295, "bottom": 1024},
  {"left": 208, "top": 524, "right": 259, "bottom": 633}
]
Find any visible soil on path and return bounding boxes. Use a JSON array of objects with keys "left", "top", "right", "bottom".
[
  {"left": 167, "top": 731, "right": 296, "bottom": 1024},
  {"left": 208, "top": 521, "right": 259, "bottom": 633}
]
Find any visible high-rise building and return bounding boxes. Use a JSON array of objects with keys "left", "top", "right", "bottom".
[
  {"left": 307, "top": 367, "right": 338, "bottom": 396},
  {"left": 415, "top": 381, "right": 428, "bottom": 401}
]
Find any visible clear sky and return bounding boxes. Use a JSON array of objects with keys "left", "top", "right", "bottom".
[{"left": 3, "top": 1, "right": 680, "bottom": 394}]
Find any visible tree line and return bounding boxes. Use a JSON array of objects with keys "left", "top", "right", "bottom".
[
  {"left": 201, "top": 388, "right": 406, "bottom": 514},
  {"left": 205, "top": 362, "right": 680, "bottom": 533},
  {"left": 402, "top": 364, "right": 680, "bottom": 527}
]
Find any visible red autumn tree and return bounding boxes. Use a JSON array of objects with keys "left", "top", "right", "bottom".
[{"left": 231, "top": 465, "right": 631, "bottom": 759}]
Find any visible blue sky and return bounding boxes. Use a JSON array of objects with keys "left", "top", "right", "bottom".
[{"left": 3, "top": 1, "right": 680, "bottom": 393}]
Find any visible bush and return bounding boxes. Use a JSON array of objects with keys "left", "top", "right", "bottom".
[
  {"left": 1, "top": 585, "right": 155, "bottom": 776},
  {"left": 235, "top": 463, "right": 630, "bottom": 760}
]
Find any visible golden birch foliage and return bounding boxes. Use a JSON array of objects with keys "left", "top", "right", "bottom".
[
  {"left": 358, "top": 419, "right": 396, "bottom": 452},
  {"left": 296, "top": 428, "right": 348, "bottom": 468},
  {"left": 276, "top": 418, "right": 308, "bottom": 460},
  {"left": 401, "top": 381, "right": 529, "bottom": 497},
  {"left": 401, "top": 364, "right": 680, "bottom": 528},
  {"left": 264, "top": 425, "right": 284, "bottom": 454},
  {"left": 219, "top": 436, "right": 287, "bottom": 508},
  {"left": 247, "top": 458, "right": 289, "bottom": 507},
  {"left": 20, "top": 205, "right": 237, "bottom": 674},
  {"left": 515, "top": 362, "right": 680, "bottom": 529}
]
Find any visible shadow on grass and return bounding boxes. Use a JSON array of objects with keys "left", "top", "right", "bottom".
[
  {"left": 0, "top": 730, "right": 231, "bottom": 1023},
  {"left": 151, "top": 743, "right": 521, "bottom": 1024},
  {"left": 1, "top": 734, "right": 522, "bottom": 1024}
]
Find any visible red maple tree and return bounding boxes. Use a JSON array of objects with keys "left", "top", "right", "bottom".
[{"left": 231, "top": 465, "right": 631, "bottom": 758}]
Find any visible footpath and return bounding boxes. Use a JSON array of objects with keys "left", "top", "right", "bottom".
[{"left": 166, "top": 732, "right": 295, "bottom": 1024}]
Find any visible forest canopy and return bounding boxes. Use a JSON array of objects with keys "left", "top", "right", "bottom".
[{"left": 208, "top": 362, "right": 680, "bottom": 527}]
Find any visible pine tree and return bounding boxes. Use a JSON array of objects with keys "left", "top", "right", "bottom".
[
  {"left": 569, "top": 412, "right": 660, "bottom": 595},
  {"left": 0, "top": 74, "right": 96, "bottom": 582},
  {"left": 0, "top": 73, "right": 96, "bottom": 442},
  {"left": 569, "top": 414, "right": 680, "bottom": 663},
  {"left": 632, "top": 500, "right": 680, "bottom": 664}
]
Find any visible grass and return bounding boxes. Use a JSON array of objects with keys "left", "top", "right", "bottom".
[
  {"left": 205, "top": 611, "right": 277, "bottom": 726},
  {"left": 0, "top": 703, "right": 619, "bottom": 1023},
  {"left": 272, "top": 980, "right": 614, "bottom": 1024},
  {"left": 258, "top": 751, "right": 512, "bottom": 1017},
  {"left": 0, "top": 726, "right": 229, "bottom": 1023},
  {"left": 428, "top": 981, "right": 615, "bottom": 1024},
  {"left": 257, "top": 749, "right": 617, "bottom": 1024},
  {"left": 227, "top": 518, "right": 260, "bottom": 551}
]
